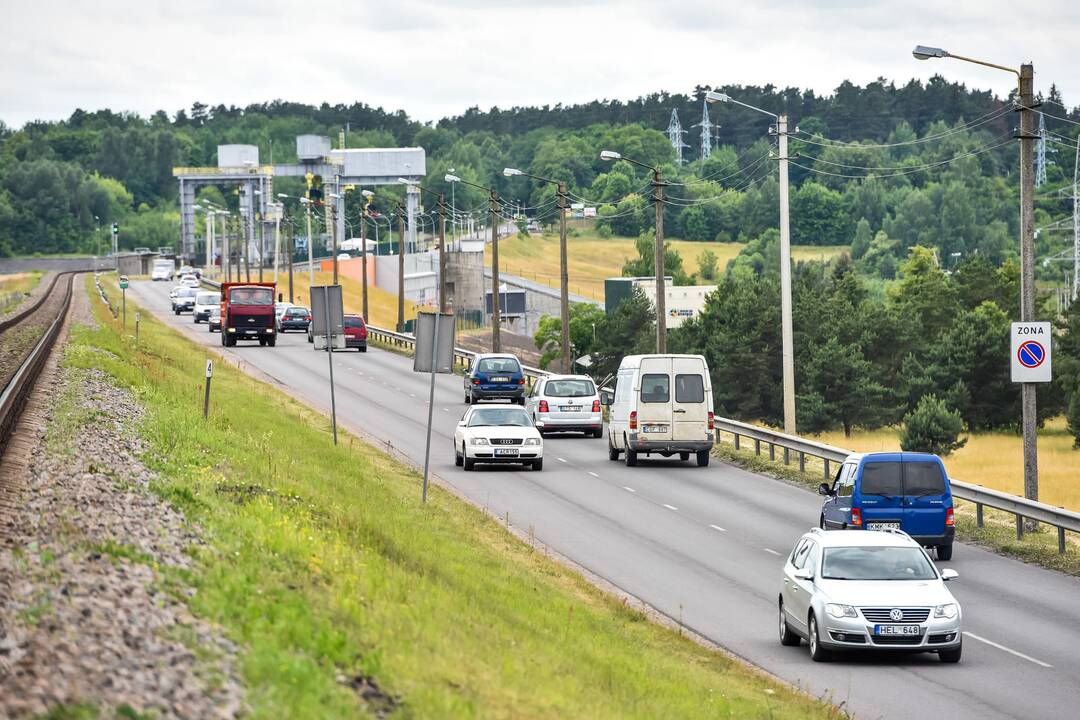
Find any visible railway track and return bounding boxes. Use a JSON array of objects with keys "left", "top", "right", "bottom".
[{"left": 0, "top": 271, "right": 76, "bottom": 459}]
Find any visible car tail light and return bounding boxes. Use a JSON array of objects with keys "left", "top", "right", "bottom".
[
  {"left": 629, "top": 411, "right": 637, "bottom": 430},
  {"left": 518, "top": 378, "right": 525, "bottom": 385},
  {"left": 305, "top": 315, "right": 311, "bottom": 322},
  {"left": 945, "top": 506, "right": 954, "bottom": 526},
  {"left": 850, "top": 508, "right": 862, "bottom": 527},
  {"left": 360, "top": 326, "right": 367, "bottom": 339},
  {"left": 538, "top": 400, "right": 549, "bottom": 413},
  {"left": 592, "top": 400, "right": 601, "bottom": 413},
  {"left": 708, "top": 411, "right": 715, "bottom": 430},
  {"left": 473, "top": 379, "right": 481, "bottom": 385}
]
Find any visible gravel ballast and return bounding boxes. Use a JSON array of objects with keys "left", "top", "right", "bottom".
[{"left": 0, "top": 295, "right": 247, "bottom": 718}]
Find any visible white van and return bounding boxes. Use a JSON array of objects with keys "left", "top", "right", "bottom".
[{"left": 603, "top": 354, "right": 714, "bottom": 467}]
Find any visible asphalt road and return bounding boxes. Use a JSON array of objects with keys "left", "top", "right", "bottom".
[{"left": 131, "top": 279, "right": 1080, "bottom": 720}]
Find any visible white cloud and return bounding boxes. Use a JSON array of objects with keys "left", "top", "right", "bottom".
[{"left": 1, "top": 0, "right": 1076, "bottom": 129}]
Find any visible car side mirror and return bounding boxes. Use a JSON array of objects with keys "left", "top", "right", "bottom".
[
  {"left": 940, "top": 568, "right": 958, "bottom": 581},
  {"left": 793, "top": 567, "right": 814, "bottom": 581},
  {"left": 818, "top": 483, "right": 834, "bottom": 497},
  {"left": 599, "top": 390, "right": 614, "bottom": 406}
]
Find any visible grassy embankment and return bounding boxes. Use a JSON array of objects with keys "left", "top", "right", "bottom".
[
  {"left": 85, "top": 275, "right": 840, "bottom": 719},
  {"left": 489, "top": 231, "right": 847, "bottom": 301},
  {"left": 0, "top": 271, "right": 42, "bottom": 314}
]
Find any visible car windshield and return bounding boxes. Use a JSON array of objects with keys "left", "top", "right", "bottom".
[
  {"left": 821, "top": 546, "right": 938, "bottom": 580},
  {"left": 196, "top": 293, "right": 219, "bottom": 304},
  {"left": 230, "top": 287, "right": 273, "bottom": 305},
  {"left": 468, "top": 408, "right": 532, "bottom": 427},
  {"left": 545, "top": 379, "right": 595, "bottom": 397},
  {"left": 477, "top": 357, "right": 520, "bottom": 374}
]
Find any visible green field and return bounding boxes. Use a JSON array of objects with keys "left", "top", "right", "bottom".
[
  {"left": 490, "top": 231, "right": 848, "bottom": 301},
  {"left": 85, "top": 275, "right": 839, "bottom": 719}
]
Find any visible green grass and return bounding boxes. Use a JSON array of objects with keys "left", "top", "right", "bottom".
[
  {"left": 82, "top": 275, "right": 840, "bottom": 718},
  {"left": 0, "top": 271, "right": 42, "bottom": 313}
]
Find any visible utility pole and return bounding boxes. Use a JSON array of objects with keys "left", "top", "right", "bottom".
[
  {"left": 1018, "top": 63, "right": 1039, "bottom": 523},
  {"left": 287, "top": 218, "right": 295, "bottom": 303},
  {"left": 438, "top": 192, "right": 447, "bottom": 313},
  {"left": 778, "top": 113, "right": 797, "bottom": 435},
  {"left": 557, "top": 181, "right": 570, "bottom": 372},
  {"left": 243, "top": 213, "right": 251, "bottom": 282},
  {"left": 361, "top": 203, "right": 370, "bottom": 321},
  {"left": 653, "top": 167, "right": 667, "bottom": 353},
  {"left": 490, "top": 190, "right": 502, "bottom": 353},
  {"left": 304, "top": 200, "right": 314, "bottom": 291},
  {"left": 331, "top": 199, "right": 339, "bottom": 286},
  {"left": 397, "top": 204, "right": 406, "bottom": 333}
]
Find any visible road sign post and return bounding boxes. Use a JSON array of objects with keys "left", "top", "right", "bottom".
[
  {"left": 1011, "top": 322, "right": 1052, "bottom": 383},
  {"left": 119, "top": 275, "right": 128, "bottom": 327},
  {"left": 414, "top": 311, "right": 456, "bottom": 502},
  {"left": 203, "top": 359, "right": 213, "bottom": 419},
  {"left": 135, "top": 312, "right": 140, "bottom": 349},
  {"left": 311, "top": 285, "right": 345, "bottom": 445}
]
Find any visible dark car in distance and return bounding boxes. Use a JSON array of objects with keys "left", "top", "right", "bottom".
[
  {"left": 278, "top": 306, "right": 311, "bottom": 332},
  {"left": 465, "top": 354, "right": 526, "bottom": 405}
]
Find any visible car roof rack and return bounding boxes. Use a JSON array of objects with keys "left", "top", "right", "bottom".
[
  {"left": 876, "top": 527, "right": 914, "bottom": 540},
  {"left": 809, "top": 527, "right": 825, "bottom": 535}
]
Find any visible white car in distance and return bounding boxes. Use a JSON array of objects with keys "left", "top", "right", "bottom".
[
  {"left": 178, "top": 274, "right": 200, "bottom": 288},
  {"left": 454, "top": 406, "right": 543, "bottom": 471},
  {"left": 525, "top": 374, "right": 603, "bottom": 437}
]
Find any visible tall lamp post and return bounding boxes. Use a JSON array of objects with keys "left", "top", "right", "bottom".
[
  {"left": 913, "top": 45, "right": 1040, "bottom": 518},
  {"left": 446, "top": 174, "right": 503, "bottom": 352},
  {"left": 599, "top": 150, "right": 668, "bottom": 353},
  {"left": 395, "top": 202, "right": 407, "bottom": 332},
  {"left": 706, "top": 90, "right": 796, "bottom": 434},
  {"left": 398, "top": 178, "right": 448, "bottom": 312},
  {"left": 278, "top": 193, "right": 317, "bottom": 296},
  {"left": 504, "top": 167, "right": 571, "bottom": 372},
  {"left": 361, "top": 189, "right": 374, "bottom": 321}
]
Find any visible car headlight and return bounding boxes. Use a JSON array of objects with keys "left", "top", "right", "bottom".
[
  {"left": 934, "top": 603, "right": 958, "bottom": 619},
  {"left": 825, "top": 603, "right": 858, "bottom": 619},
  {"left": 523, "top": 437, "right": 541, "bottom": 446},
  {"left": 469, "top": 437, "right": 489, "bottom": 446}
]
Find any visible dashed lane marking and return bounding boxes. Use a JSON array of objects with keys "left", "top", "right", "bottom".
[
  {"left": 587, "top": 471, "right": 599, "bottom": 478},
  {"left": 623, "top": 486, "right": 636, "bottom": 493},
  {"left": 662, "top": 504, "right": 678, "bottom": 511},
  {"left": 764, "top": 548, "right": 781, "bottom": 556},
  {"left": 964, "top": 632, "right": 1053, "bottom": 668},
  {"left": 557, "top": 457, "right": 567, "bottom": 463},
  {"left": 710, "top": 524, "right": 727, "bottom": 532}
]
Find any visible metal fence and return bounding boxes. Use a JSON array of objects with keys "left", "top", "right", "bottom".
[{"left": 713, "top": 417, "right": 1080, "bottom": 554}]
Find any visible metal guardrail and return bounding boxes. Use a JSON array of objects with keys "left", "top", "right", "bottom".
[
  {"left": 201, "top": 275, "right": 1080, "bottom": 554},
  {"left": 713, "top": 417, "right": 1080, "bottom": 554},
  {"left": 94, "top": 273, "right": 118, "bottom": 318}
]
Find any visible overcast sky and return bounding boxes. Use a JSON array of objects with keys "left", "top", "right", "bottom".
[{"left": 2, "top": 0, "right": 1077, "bottom": 130}]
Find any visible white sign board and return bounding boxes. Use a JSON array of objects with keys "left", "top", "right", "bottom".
[
  {"left": 1010, "top": 322, "right": 1052, "bottom": 383},
  {"left": 205, "top": 359, "right": 214, "bottom": 378}
]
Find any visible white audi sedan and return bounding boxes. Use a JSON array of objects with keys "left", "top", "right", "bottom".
[
  {"left": 779, "top": 527, "right": 962, "bottom": 663},
  {"left": 454, "top": 406, "right": 544, "bottom": 471}
]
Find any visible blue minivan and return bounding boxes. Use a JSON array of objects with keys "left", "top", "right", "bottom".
[
  {"left": 465, "top": 353, "right": 526, "bottom": 405},
  {"left": 818, "top": 452, "right": 956, "bottom": 560}
]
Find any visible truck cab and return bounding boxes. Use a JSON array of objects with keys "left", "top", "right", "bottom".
[{"left": 220, "top": 282, "right": 277, "bottom": 347}]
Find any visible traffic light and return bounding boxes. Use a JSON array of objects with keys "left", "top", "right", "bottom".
[
  {"left": 309, "top": 175, "right": 323, "bottom": 204},
  {"left": 111, "top": 223, "right": 119, "bottom": 235}
]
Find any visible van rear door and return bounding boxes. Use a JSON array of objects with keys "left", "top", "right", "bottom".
[
  {"left": 902, "top": 459, "right": 950, "bottom": 537},
  {"left": 672, "top": 357, "right": 708, "bottom": 441},
  {"left": 636, "top": 357, "right": 672, "bottom": 440}
]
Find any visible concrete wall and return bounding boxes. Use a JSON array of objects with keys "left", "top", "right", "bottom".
[
  {"left": 116, "top": 253, "right": 160, "bottom": 277},
  {"left": 445, "top": 250, "right": 485, "bottom": 314},
  {"left": 374, "top": 251, "right": 439, "bottom": 304},
  {"left": 0, "top": 257, "right": 111, "bottom": 274}
]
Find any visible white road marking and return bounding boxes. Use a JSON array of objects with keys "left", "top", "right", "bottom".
[
  {"left": 964, "top": 632, "right": 1053, "bottom": 668},
  {"left": 557, "top": 457, "right": 567, "bottom": 463},
  {"left": 623, "top": 486, "right": 636, "bottom": 493},
  {"left": 709, "top": 524, "right": 727, "bottom": 532},
  {"left": 662, "top": 503, "right": 678, "bottom": 511},
  {"left": 587, "top": 471, "right": 599, "bottom": 478},
  {"left": 443, "top": 408, "right": 450, "bottom": 412},
  {"left": 763, "top": 548, "right": 781, "bottom": 556},
  {"left": 410, "top": 393, "right": 416, "bottom": 398}
]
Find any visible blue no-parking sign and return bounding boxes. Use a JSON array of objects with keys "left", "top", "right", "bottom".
[{"left": 1010, "top": 322, "right": 1052, "bottom": 382}]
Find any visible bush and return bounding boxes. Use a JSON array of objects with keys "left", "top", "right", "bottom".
[
  {"left": 1067, "top": 392, "right": 1080, "bottom": 449},
  {"left": 900, "top": 394, "right": 967, "bottom": 456}
]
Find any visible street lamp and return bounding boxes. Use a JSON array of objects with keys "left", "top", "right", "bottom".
[
  {"left": 328, "top": 192, "right": 342, "bottom": 285},
  {"left": 360, "top": 189, "right": 374, "bottom": 321},
  {"left": 399, "top": 178, "right": 449, "bottom": 313},
  {"left": 504, "top": 166, "right": 572, "bottom": 373},
  {"left": 446, "top": 173, "right": 504, "bottom": 352},
  {"left": 600, "top": 150, "right": 668, "bottom": 354},
  {"left": 913, "top": 44, "right": 1040, "bottom": 515},
  {"left": 706, "top": 89, "right": 796, "bottom": 435},
  {"left": 279, "top": 193, "right": 317, "bottom": 291}
]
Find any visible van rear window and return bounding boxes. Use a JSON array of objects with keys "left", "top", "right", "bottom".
[
  {"left": 640, "top": 374, "right": 670, "bottom": 403},
  {"left": 905, "top": 462, "right": 946, "bottom": 496},
  {"left": 860, "top": 462, "right": 902, "bottom": 496},
  {"left": 675, "top": 374, "right": 704, "bottom": 403}
]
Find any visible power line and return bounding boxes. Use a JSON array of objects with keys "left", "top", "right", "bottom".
[
  {"left": 792, "top": 106, "right": 1013, "bottom": 149},
  {"left": 790, "top": 136, "right": 1015, "bottom": 179}
]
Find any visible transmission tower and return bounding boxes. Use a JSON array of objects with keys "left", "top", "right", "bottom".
[
  {"left": 693, "top": 100, "right": 714, "bottom": 161},
  {"left": 1073, "top": 132, "right": 1079, "bottom": 301},
  {"left": 1036, "top": 112, "right": 1056, "bottom": 187},
  {"left": 666, "top": 109, "right": 690, "bottom": 165}
]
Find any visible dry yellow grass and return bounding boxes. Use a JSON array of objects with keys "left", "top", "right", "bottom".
[
  {"left": 489, "top": 231, "right": 847, "bottom": 301},
  {"left": 289, "top": 271, "right": 418, "bottom": 329},
  {"left": 809, "top": 418, "right": 1080, "bottom": 511}
]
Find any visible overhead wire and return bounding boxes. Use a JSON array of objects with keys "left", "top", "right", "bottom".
[
  {"left": 792, "top": 105, "right": 1013, "bottom": 149},
  {"left": 790, "top": 136, "right": 1015, "bottom": 179}
]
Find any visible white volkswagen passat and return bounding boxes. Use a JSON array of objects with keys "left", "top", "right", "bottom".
[
  {"left": 454, "top": 405, "right": 543, "bottom": 471},
  {"left": 525, "top": 374, "right": 603, "bottom": 438},
  {"left": 778, "top": 527, "right": 962, "bottom": 663}
]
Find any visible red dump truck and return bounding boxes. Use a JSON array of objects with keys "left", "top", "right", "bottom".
[{"left": 220, "top": 282, "right": 277, "bottom": 347}]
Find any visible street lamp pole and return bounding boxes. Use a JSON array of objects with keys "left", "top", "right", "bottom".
[
  {"left": 912, "top": 45, "right": 1039, "bottom": 518},
  {"left": 396, "top": 203, "right": 407, "bottom": 332},
  {"left": 447, "top": 174, "right": 502, "bottom": 351},
  {"left": 398, "top": 179, "right": 449, "bottom": 313},
  {"left": 361, "top": 190, "right": 374, "bottom": 321},
  {"left": 706, "top": 91, "right": 796, "bottom": 434},
  {"left": 600, "top": 151, "right": 667, "bottom": 353},
  {"left": 504, "top": 167, "right": 571, "bottom": 372}
]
